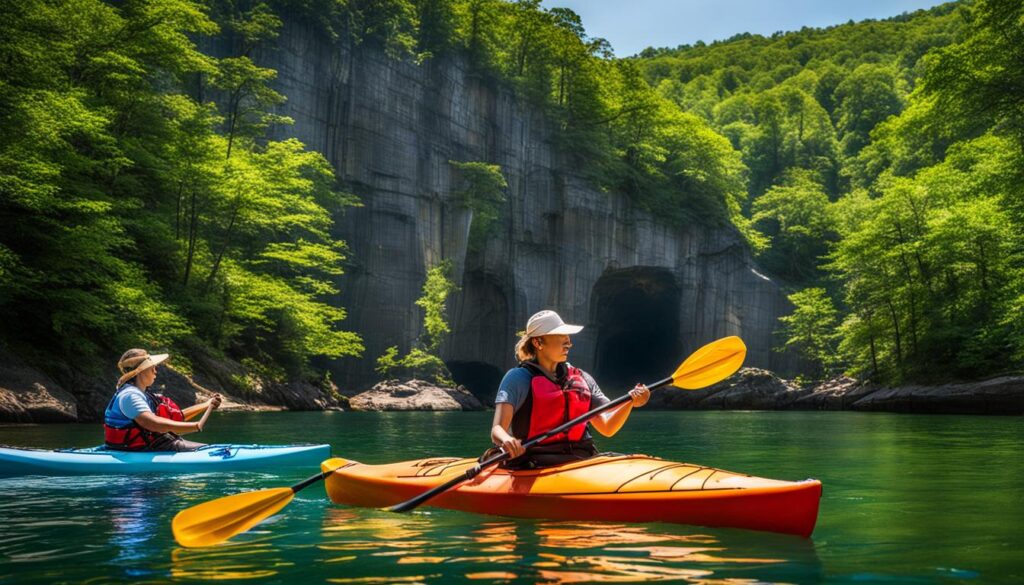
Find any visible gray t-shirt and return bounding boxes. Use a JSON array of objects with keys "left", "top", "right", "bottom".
[
  {"left": 494, "top": 365, "right": 610, "bottom": 439},
  {"left": 117, "top": 385, "right": 153, "bottom": 420}
]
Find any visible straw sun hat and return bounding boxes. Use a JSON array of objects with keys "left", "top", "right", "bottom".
[{"left": 117, "top": 349, "right": 170, "bottom": 387}]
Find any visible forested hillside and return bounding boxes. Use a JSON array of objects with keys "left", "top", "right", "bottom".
[
  {"left": 636, "top": 0, "right": 1023, "bottom": 383},
  {"left": 1, "top": 0, "right": 1019, "bottom": 389},
  {"left": 0, "top": 0, "right": 757, "bottom": 387},
  {"left": 0, "top": 0, "right": 365, "bottom": 383}
]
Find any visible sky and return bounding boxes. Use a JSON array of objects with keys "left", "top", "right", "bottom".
[{"left": 539, "top": 0, "right": 954, "bottom": 57}]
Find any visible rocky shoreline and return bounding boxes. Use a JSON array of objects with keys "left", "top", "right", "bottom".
[
  {"left": 647, "top": 368, "right": 1024, "bottom": 415},
  {"left": 0, "top": 348, "right": 345, "bottom": 424},
  {"left": 2, "top": 348, "right": 1021, "bottom": 423}
]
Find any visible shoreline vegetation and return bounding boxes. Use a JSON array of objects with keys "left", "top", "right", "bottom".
[{"left": 2, "top": 0, "right": 1021, "bottom": 417}]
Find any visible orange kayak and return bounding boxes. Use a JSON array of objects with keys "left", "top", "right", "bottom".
[{"left": 322, "top": 454, "right": 822, "bottom": 537}]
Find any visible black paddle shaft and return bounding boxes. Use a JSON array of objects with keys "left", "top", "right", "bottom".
[{"left": 388, "top": 375, "right": 673, "bottom": 513}]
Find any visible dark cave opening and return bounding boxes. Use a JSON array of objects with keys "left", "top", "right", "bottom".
[
  {"left": 446, "top": 360, "right": 504, "bottom": 406},
  {"left": 591, "top": 268, "right": 682, "bottom": 394}
]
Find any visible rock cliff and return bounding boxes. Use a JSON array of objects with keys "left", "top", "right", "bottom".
[{"left": 253, "top": 23, "right": 802, "bottom": 398}]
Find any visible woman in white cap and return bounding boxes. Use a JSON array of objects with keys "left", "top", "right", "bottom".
[
  {"left": 489, "top": 310, "right": 650, "bottom": 468},
  {"left": 103, "top": 349, "right": 221, "bottom": 452}
]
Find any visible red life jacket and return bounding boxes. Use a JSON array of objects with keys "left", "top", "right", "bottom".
[
  {"left": 511, "top": 362, "right": 593, "bottom": 445},
  {"left": 103, "top": 386, "right": 184, "bottom": 450}
]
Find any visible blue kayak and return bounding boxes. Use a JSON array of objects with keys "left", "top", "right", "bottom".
[{"left": 0, "top": 443, "right": 330, "bottom": 476}]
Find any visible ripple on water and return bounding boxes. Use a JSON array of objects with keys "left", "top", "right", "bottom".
[
  {"left": 305, "top": 507, "right": 819, "bottom": 584},
  {"left": 2, "top": 411, "right": 1019, "bottom": 583}
]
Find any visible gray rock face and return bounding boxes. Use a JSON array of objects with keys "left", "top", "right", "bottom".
[
  {"left": 645, "top": 368, "right": 1024, "bottom": 415},
  {"left": 849, "top": 376, "right": 1024, "bottom": 415},
  {"left": 250, "top": 22, "right": 804, "bottom": 393},
  {"left": 0, "top": 351, "right": 78, "bottom": 423},
  {"left": 649, "top": 367, "right": 807, "bottom": 410},
  {"left": 698, "top": 368, "right": 808, "bottom": 409},
  {"left": 795, "top": 376, "right": 876, "bottom": 410},
  {"left": 349, "top": 379, "right": 485, "bottom": 411}
]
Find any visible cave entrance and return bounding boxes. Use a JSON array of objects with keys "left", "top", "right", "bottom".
[
  {"left": 446, "top": 360, "right": 504, "bottom": 406},
  {"left": 591, "top": 268, "right": 682, "bottom": 393}
]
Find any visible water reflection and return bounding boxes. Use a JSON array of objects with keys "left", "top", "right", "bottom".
[
  {"left": 170, "top": 540, "right": 286, "bottom": 580},
  {"left": 315, "top": 508, "right": 822, "bottom": 584}
]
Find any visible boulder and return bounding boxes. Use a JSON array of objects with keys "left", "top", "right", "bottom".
[
  {"left": 794, "top": 376, "right": 878, "bottom": 410},
  {"left": 349, "top": 379, "right": 486, "bottom": 411},
  {"left": 0, "top": 350, "right": 78, "bottom": 423},
  {"left": 261, "top": 380, "right": 345, "bottom": 411},
  {"left": 697, "top": 368, "right": 810, "bottom": 409},
  {"left": 650, "top": 367, "right": 808, "bottom": 410}
]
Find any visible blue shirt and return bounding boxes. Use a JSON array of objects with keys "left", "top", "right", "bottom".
[
  {"left": 115, "top": 385, "right": 153, "bottom": 420},
  {"left": 495, "top": 365, "right": 610, "bottom": 441}
]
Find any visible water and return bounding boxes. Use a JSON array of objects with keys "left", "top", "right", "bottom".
[{"left": 0, "top": 411, "right": 1020, "bottom": 584}]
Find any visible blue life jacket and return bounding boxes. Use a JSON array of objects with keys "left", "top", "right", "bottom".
[
  {"left": 103, "top": 384, "right": 155, "bottom": 429},
  {"left": 103, "top": 384, "right": 183, "bottom": 449}
]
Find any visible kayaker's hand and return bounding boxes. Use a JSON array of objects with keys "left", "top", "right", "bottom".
[
  {"left": 210, "top": 393, "right": 222, "bottom": 410},
  {"left": 501, "top": 437, "right": 525, "bottom": 459},
  {"left": 629, "top": 384, "right": 650, "bottom": 407}
]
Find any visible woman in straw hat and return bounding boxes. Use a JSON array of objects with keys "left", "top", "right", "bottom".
[
  {"left": 489, "top": 310, "right": 650, "bottom": 469},
  {"left": 103, "top": 349, "right": 221, "bottom": 452}
]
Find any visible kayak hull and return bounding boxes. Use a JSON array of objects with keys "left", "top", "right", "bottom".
[
  {"left": 322, "top": 454, "right": 822, "bottom": 537},
  {"left": 0, "top": 444, "right": 331, "bottom": 476}
]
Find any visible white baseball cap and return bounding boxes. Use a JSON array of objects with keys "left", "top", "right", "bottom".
[{"left": 525, "top": 310, "right": 583, "bottom": 337}]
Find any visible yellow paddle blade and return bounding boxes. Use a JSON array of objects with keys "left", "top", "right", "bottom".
[
  {"left": 172, "top": 487, "right": 295, "bottom": 548},
  {"left": 671, "top": 336, "right": 747, "bottom": 389}
]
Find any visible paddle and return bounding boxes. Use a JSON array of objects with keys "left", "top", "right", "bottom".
[
  {"left": 171, "top": 335, "right": 745, "bottom": 548},
  {"left": 388, "top": 335, "right": 746, "bottom": 513},
  {"left": 184, "top": 395, "right": 221, "bottom": 421},
  {"left": 184, "top": 402, "right": 212, "bottom": 423},
  {"left": 173, "top": 471, "right": 328, "bottom": 547}
]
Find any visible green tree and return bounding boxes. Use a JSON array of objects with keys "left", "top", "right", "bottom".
[
  {"left": 207, "top": 2, "right": 289, "bottom": 159},
  {"left": 923, "top": 0, "right": 1024, "bottom": 157},
  {"left": 777, "top": 288, "right": 841, "bottom": 379},
  {"left": 449, "top": 160, "right": 507, "bottom": 251},
  {"left": 456, "top": 0, "right": 503, "bottom": 73},
  {"left": 0, "top": 0, "right": 364, "bottom": 383},
  {"left": 377, "top": 261, "right": 458, "bottom": 384},
  {"left": 751, "top": 170, "right": 837, "bottom": 282},
  {"left": 0, "top": 0, "right": 215, "bottom": 358},
  {"left": 833, "top": 63, "right": 905, "bottom": 158}
]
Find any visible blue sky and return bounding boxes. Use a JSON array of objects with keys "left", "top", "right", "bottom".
[{"left": 539, "top": 0, "right": 954, "bottom": 56}]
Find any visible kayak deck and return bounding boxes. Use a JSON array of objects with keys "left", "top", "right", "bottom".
[
  {"left": 0, "top": 443, "right": 331, "bottom": 476},
  {"left": 322, "top": 454, "right": 822, "bottom": 537}
]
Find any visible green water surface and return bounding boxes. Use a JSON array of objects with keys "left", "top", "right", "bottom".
[{"left": 0, "top": 411, "right": 1021, "bottom": 584}]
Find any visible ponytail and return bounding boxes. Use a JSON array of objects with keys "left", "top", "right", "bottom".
[{"left": 515, "top": 333, "right": 538, "bottom": 362}]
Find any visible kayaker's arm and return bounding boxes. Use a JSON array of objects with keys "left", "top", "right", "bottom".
[
  {"left": 135, "top": 411, "right": 206, "bottom": 435},
  {"left": 490, "top": 404, "right": 525, "bottom": 458},
  {"left": 182, "top": 394, "right": 222, "bottom": 420},
  {"left": 589, "top": 384, "right": 650, "bottom": 437}
]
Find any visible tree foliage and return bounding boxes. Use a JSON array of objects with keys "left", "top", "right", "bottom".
[
  {"left": 449, "top": 160, "right": 507, "bottom": 251},
  {"left": 377, "top": 261, "right": 457, "bottom": 384},
  {"left": 636, "top": 1, "right": 1022, "bottom": 383},
  {"left": 0, "top": 0, "right": 362, "bottom": 379},
  {"left": 3, "top": 0, "right": 1021, "bottom": 388},
  {"left": 777, "top": 288, "right": 841, "bottom": 379}
]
